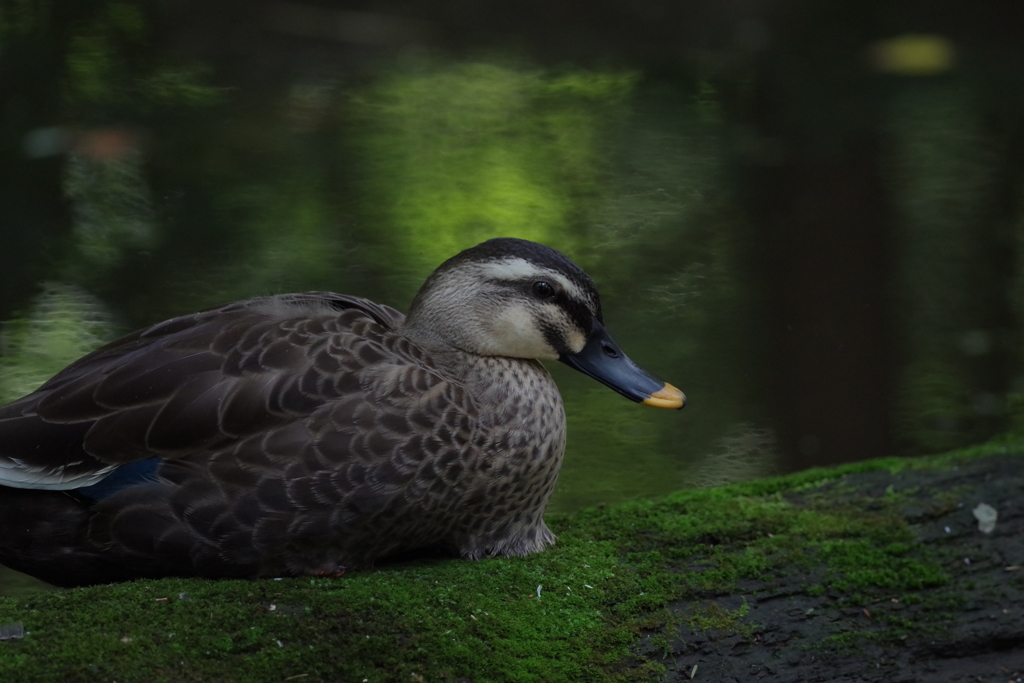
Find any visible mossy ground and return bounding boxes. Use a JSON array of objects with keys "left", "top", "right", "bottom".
[
  {"left": 1, "top": 442, "right": 1021, "bottom": 682},
  {"left": 637, "top": 442, "right": 1024, "bottom": 682}
]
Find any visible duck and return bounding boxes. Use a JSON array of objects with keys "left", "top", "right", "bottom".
[{"left": 0, "top": 238, "right": 684, "bottom": 587}]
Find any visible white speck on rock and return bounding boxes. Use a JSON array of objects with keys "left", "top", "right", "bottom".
[{"left": 972, "top": 503, "right": 998, "bottom": 534}]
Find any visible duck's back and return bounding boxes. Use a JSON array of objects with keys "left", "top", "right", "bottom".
[{"left": 0, "top": 292, "right": 564, "bottom": 585}]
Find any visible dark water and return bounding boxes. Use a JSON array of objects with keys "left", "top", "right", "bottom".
[{"left": 3, "top": 2, "right": 1023, "bottom": 595}]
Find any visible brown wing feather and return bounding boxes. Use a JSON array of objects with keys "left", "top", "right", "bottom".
[
  {"left": 0, "top": 292, "right": 408, "bottom": 488},
  {"left": 79, "top": 312, "right": 483, "bottom": 576}
]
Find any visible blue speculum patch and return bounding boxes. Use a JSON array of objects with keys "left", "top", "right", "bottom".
[{"left": 76, "top": 458, "right": 161, "bottom": 501}]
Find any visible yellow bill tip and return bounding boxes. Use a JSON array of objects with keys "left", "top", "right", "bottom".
[{"left": 642, "top": 383, "right": 686, "bottom": 410}]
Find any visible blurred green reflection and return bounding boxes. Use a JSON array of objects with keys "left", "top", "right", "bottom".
[
  {"left": 0, "top": 283, "right": 112, "bottom": 404},
  {"left": 353, "top": 62, "right": 636, "bottom": 271}
]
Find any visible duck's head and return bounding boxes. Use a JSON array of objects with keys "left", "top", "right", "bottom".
[{"left": 405, "top": 238, "right": 685, "bottom": 409}]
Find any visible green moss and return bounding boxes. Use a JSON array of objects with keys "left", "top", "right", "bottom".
[
  {"left": 1, "top": 446, "right": 1018, "bottom": 681},
  {"left": 685, "top": 599, "right": 754, "bottom": 638},
  {"left": 819, "top": 539, "right": 947, "bottom": 593},
  {"left": 1, "top": 545, "right": 628, "bottom": 683}
]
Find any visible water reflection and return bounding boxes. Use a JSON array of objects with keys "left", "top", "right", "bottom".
[
  {"left": 890, "top": 83, "right": 1009, "bottom": 453},
  {"left": 0, "top": 284, "right": 112, "bottom": 405}
]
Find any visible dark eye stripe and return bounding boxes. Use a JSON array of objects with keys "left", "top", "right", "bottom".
[
  {"left": 486, "top": 276, "right": 597, "bottom": 334},
  {"left": 562, "top": 298, "right": 595, "bottom": 334}
]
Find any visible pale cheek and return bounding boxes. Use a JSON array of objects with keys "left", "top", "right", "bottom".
[{"left": 487, "top": 307, "right": 559, "bottom": 360}]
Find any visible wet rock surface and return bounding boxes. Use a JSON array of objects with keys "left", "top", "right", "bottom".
[{"left": 638, "top": 453, "right": 1024, "bottom": 682}]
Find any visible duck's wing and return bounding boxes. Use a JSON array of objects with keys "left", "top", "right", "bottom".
[{"left": 0, "top": 292, "right": 407, "bottom": 490}]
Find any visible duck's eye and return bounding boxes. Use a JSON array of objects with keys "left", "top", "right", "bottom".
[{"left": 532, "top": 281, "right": 556, "bottom": 299}]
